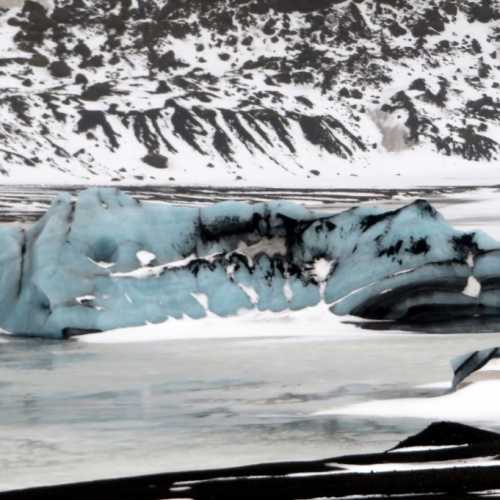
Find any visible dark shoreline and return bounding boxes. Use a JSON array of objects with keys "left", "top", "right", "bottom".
[
  {"left": 3, "top": 422, "right": 500, "bottom": 500},
  {"left": 0, "top": 183, "right": 494, "bottom": 223}
]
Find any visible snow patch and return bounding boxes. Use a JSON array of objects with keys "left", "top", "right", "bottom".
[
  {"left": 136, "top": 250, "right": 156, "bottom": 266},
  {"left": 462, "top": 276, "right": 481, "bottom": 298}
]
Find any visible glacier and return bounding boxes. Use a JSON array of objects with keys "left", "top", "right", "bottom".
[{"left": 1, "top": 187, "right": 500, "bottom": 339}]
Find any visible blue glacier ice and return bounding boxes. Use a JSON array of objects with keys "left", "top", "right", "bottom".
[{"left": 1, "top": 187, "right": 499, "bottom": 338}]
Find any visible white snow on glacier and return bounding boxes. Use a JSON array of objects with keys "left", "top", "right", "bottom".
[{"left": 77, "top": 304, "right": 389, "bottom": 344}]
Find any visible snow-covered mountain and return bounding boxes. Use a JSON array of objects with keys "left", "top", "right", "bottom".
[{"left": 0, "top": 0, "right": 499, "bottom": 185}]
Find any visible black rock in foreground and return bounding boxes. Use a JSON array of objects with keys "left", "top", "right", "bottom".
[
  {"left": 3, "top": 422, "right": 500, "bottom": 500},
  {"left": 391, "top": 421, "right": 500, "bottom": 450}
]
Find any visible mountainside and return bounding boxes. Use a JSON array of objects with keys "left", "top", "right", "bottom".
[{"left": 0, "top": 0, "right": 499, "bottom": 185}]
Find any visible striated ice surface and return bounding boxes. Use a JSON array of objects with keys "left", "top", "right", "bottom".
[{"left": 1, "top": 187, "right": 499, "bottom": 338}]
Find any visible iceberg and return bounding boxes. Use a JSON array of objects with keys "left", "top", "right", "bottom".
[{"left": 1, "top": 188, "right": 499, "bottom": 338}]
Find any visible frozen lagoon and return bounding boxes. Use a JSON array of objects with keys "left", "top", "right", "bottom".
[{"left": 2, "top": 186, "right": 500, "bottom": 490}]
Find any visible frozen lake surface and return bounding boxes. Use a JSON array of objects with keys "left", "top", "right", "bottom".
[{"left": 1, "top": 185, "right": 500, "bottom": 491}]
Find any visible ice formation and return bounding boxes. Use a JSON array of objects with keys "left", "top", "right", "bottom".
[
  {"left": 452, "top": 348, "right": 500, "bottom": 389},
  {"left": 1, "top": 187, "right": 499, "bottom": 338}
]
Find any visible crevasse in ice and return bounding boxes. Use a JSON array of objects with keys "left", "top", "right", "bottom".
[{"left": 1, "top": 188, "right": 498, "bottom": 338}]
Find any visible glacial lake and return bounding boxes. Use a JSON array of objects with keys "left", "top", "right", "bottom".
[{"left": 1, "top": 185, "right": 500, "bottom": 491}]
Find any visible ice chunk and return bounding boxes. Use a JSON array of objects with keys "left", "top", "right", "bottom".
[{"left": 452, "top": 348, "right": 500, "bottom": 389}]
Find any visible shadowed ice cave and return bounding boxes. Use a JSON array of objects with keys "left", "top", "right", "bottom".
[{"left": 1, "top": 188, "right": 500, "bottom": 338}]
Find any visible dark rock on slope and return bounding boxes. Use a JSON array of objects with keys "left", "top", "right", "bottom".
[{"left": 0, "top": 0, "right": 499, "bottom": 182}]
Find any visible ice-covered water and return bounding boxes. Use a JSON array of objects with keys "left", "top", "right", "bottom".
[
  {"left": 3, "top": 331, "right": 500, "bottom": 491},
  {"left": 2, "top": 186, "right": 500, "bottom": 491}
]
